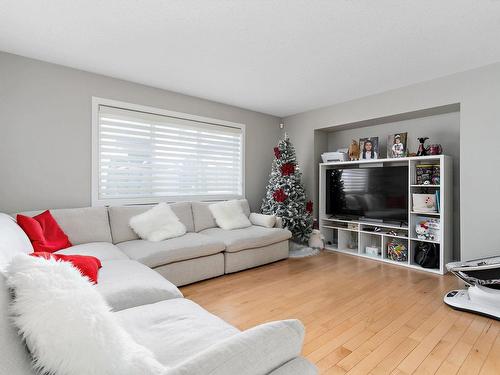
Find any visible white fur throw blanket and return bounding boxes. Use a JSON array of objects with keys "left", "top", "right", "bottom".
[
  {"left": 6, "top": 255, "right": 308, "bottom": 375},
  {"left": 7, "top": 255, "right": 165, "bottom": 375}
]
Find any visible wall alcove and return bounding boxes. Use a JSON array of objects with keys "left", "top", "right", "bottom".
[{"left": 313, "top": 104, "right": 461, "bottom": 260}]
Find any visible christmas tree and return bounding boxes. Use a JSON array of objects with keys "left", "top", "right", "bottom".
[{"left": 261, "top": 134, "right": 313, "bottom": 243}]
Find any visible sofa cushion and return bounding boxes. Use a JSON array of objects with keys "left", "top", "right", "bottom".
[
  {"left": 55, "top": 242, "right": 129, "bottom": 261},
  {"left": 108, "top": 202, "right": 194, "bottom": 244},
  {"left": 163, "top": 319, "right": 306, "bottom": 375},
  {"left": 116, "top": 233, "right": 225, "bottom": 268},
  {"left": 200, "top": 226, "right": 292, "bottom": 253},
  {"left": 97, "top": 260, "right": 183, "bottom": 311},
  {"left": 191, "top": 202, "right": 217, "bottom": 232},
  {"left": 0, "top": 213, "right": 33, "bottom": 270},
  {"left": 192, "top": 199, "right": 250, "bottom": 232},
  {"left": 17, "top": 207, "right": 112, "bottom": 245},
  {"left": 116, "top": 298, "right": 239, "bottom": 367}
]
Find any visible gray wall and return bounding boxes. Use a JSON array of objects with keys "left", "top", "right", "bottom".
[
  {"left": 326, "top": 112, "right": 460, "bottom": 161},
  {"left": 283, "top": 62, "right": 500, "bottom": 261},
  {"left": 326, "top": 112, "right": 461, "bottom": 259},
  {"left": 0, "top": 52, "right": 281, "bottom": 213}
]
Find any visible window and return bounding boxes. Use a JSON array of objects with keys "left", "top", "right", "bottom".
[{"left": 92, "top": 98, "right": 245, "bottom": 206}]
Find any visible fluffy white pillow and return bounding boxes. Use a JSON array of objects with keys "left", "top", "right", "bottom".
[
  {"left": 129, "top": 203, "right": 186, "bottom": 242},
  {"left": 209, "top": 200, "right": 252, "bottom": 230},
  {"left": 6, "top": 255, "right": 166, "bottom": 375},
  {"left": 249, "top": 213, "right": 277, "bottom": 228}
]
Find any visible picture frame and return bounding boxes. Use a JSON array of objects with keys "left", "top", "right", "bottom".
[
  {"left": 359, "top": 137, "right": 379, "bottom": 160},
  {"left": 387, "top": 132, "right": 407, "bottom": 158}
]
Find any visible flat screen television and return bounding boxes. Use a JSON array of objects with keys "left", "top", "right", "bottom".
[{"left": 325, "top": 166, "right": 408, "bottom": 223}]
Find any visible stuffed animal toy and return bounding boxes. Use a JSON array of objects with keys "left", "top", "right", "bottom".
[
  {"left": 348, "top": 140, "right": 360, "bottom": 160},
  {"left": 415, "top": 222, "right": 429, "bottom": 240},
  {"left": 415, "top": 220, "right": 431, "bottom": 240},
  {"left": 308, "top": 229, "right": 325, "bottom": 250}
]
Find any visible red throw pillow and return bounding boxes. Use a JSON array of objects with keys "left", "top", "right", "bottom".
[
  {"left": 17, "top": 210, "right": 72, "bottom": 253},
  {"left": 30, "top": 252, "right": 102, "bottom": 284}
]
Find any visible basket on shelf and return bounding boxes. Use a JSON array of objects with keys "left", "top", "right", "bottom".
[{"left": 387, "top": 239, "right": 408, "bottom": 262}]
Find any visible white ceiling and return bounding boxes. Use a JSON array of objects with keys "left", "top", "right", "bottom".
[{"left": 1, "top": 1, "right": 500, "bottom": 117}]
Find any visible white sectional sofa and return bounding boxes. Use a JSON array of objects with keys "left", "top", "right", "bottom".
[
  {"left": 0, "top": 202, "right": 317, "bottom": 374},
  {"left": 17, "top": 199, "right": 291, "bottom": 286}
]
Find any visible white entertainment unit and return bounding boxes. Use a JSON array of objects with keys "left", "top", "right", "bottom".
[{"left": 319, "top": 155, "right": 452, "bottom": 274}]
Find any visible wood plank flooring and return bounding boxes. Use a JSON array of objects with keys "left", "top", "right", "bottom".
[{"left": 181, "top": 252, "right": 500, "bottom": 374}]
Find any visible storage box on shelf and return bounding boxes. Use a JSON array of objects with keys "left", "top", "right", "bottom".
[
  {"left": 360, "top": 232, "right": 382, "bottom": 258},
  {"left": 319, "top": 155, "right": 452, "bottom": 275}
]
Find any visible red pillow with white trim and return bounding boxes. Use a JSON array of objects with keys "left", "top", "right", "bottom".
[
  {"left": 17, "top": 210, "right": 72, "bottom": 253},
  {"left": 30, "top": 252, "right": 102, "bottom": 284}
]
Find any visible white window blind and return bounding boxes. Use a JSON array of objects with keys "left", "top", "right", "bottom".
[{"left": 94, "top": 103, "right": 244, "bottom": 205}]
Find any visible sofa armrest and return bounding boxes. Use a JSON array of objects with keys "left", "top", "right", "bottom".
[{"left": 164, "top": 319, "right": 305, "bottom": 375}]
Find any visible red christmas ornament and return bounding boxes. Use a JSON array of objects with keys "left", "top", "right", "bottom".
[
  {"left": 273, "top": 147, "right": 281, "bottom": 159},
  {"left": 280, "top": 163, "right": 295, "bottom": 176},
  {"left": 273, "top": 188, "right": 287, "bottom": 203},
  {"left": 306, "top": 200, "right": 313, "bottom": 214}
]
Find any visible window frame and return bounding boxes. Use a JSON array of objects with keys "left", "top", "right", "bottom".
[{"left": 91, "top": 97, "right": 246, "bottom": 206}]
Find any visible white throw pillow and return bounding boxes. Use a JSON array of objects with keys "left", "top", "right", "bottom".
[
  {"left": 209, "top": 200, "right": 252, "bottom": 230},
  {"left": 6, "top": 255, "right": 167, "bottom": 375},
  {"left": 129, "top": 203, "right": 186, "bottom": 242},
  {"left": 249, "top": 213, "right": 277, "bottom": 228}
]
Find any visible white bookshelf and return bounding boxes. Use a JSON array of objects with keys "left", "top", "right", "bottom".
[{"left": 319, "top": 155, "right": 452, "bottom": 275}]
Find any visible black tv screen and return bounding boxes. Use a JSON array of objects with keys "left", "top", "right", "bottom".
[{"left": 325, "top": 166, "right": 408, "bottom": 222}]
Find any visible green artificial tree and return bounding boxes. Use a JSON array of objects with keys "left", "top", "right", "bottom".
[{"left": 261, "top": 134, "right": 313, "bottom": 243}]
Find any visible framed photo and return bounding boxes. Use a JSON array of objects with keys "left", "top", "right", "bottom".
[
  {"left": 359, "top": 137, "right": 379, "bottom": 160},
  {"left": 387, "top": 132, "right": 407, "bottom": 158}
]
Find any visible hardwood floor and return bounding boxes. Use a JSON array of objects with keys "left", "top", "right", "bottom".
[{"left": 181, "top": 251, "right": 500, "bottom": 374}]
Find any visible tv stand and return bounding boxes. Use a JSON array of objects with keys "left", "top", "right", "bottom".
[{"left": 319, "top": 155, "right": 452, "bottom": 275}]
